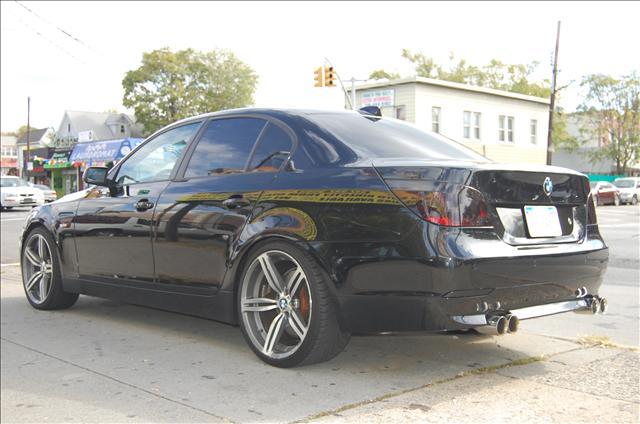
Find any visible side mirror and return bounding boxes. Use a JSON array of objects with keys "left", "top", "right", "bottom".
[{"left": 83, "top": 166, "right": 110, "bottom": 187}]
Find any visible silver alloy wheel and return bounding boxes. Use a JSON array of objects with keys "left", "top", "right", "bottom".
[
  {"left": 22, "top": 233, "right": 54, "bottom": 304},
  {"left": 241, "top": 250, "right": 312, "bottom": 359}
]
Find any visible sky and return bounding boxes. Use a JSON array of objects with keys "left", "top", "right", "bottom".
[{"left": 1, "top": 1, "right": 639, "bottom": 133}]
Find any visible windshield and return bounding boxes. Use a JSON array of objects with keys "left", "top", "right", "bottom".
[
  {"left": 589, "top": 182, "right": 598, "bottom": 189},
  {"left": 614, "top": 180, "right": 635, "bottom": 188},
  {"left": 304, "top": 112, "right": 490, "bottom": 162},
  {"left": 0, "top": 177, "right": 29, "bottom": 188}
]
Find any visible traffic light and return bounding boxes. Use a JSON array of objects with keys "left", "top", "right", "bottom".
[
  {"left": 324, "top": 66, "right": 336, "bottom": 87},
  {"left": 314, "top": 66, "right": 324, "bottom": 87}
]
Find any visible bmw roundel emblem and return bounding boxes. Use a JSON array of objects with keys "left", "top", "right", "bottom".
[{"left": 543, "top": 177, "right": 553, "bottom": 196}]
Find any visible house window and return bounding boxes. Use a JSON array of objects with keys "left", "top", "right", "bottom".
[
  {"left": 463, "top": 111, "right": 481, "bottom": 139},
  {"left": 67, "top": 123, "right": 71, "bottom": 133},
  {"left": 395, "top": 106, "right": 406, "bottom": 121},
  {"left": 432, "top": 107, "right": 441, "bottom": 133},
  {"left": 463, "top": 111, "right": 471, "bottom": 138},
  {"left": 499, "top": 115, "right": 514, "bottom": 142},
  {"left": 473, "top": 112, "right": 481, "bottom": 139},
  {"left": 120, "top": 124, "right": 126, "bottom": 134},
  {"left": 530, "top": 119, "right": 537, "bottom": 144}
]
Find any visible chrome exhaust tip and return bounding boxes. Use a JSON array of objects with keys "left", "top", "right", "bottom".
[
  {"left": 599, "top": 297, "right": 607, "bottom": 314},
  {"left": 489, "top": 315, "right": 507, "bottom": 335},
  {"left": 506, "top": 314, "right": 519, "bottom": 333}
]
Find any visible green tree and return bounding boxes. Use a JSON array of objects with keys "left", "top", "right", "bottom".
[
  {"left": 393, "top": 50, "right": 551, "bottom": 97},
  {"left": 123, "top": 48, "right": 258, "bottom": 134},
  {"left": 577, "top": 73, "right": 640, "bottom": 175},
  {"left": 368, "top": 69, "right": 400, "bottom": 80},
  {"left": 551, "top": 107, "right": 579, "bottom": 150}
]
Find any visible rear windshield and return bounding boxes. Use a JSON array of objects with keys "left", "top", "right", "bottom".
[
  {"left": 614, "top": 179, "right": 635, "bottom": 188},
  {"left": 305, "top": 112, "right": 489, "bottom": 162}
]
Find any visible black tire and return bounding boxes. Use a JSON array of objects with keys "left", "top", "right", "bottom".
[
  {"left": 614, "top": 194, "right": 620, "bottom": 206},
  {"left": 21, "top": 227, "right": 79, "bottom": 310},
  {"left": 632, "top": 195, "right": 638, "bottom": 206},
  {"left": 237, "top": 240, "right": 350, "bottom": 367}
]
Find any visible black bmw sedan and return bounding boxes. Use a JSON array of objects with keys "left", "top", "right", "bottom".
[{"left": 19, "top": 108, "right": 608, "bottom": 367}]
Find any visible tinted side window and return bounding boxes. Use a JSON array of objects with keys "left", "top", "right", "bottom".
[
  {"left": 248, "top": 124, "right": 293, "bottom": 172},
  {"left": 185, "top": 118, "right": 266, "bottom": 177},
  {"left": 116, "top": 122, "right": 200, "bottom": 184}
]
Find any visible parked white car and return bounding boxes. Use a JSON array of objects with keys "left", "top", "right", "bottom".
[
  {"left": 32, "top": 184, "right": 58, "bottom": 203},
  {"left": 613, "top": 177, "right": 640, "bottom": 205},
  {"left": 0, "top": 176, "right": 45, "bottom": 210}
]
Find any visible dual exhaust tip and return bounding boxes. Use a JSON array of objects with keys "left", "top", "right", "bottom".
[
  {"left": 479, "top": 314, "right": 519, "bottom": 336},
  {"left": 586, "top": 296, "right": 608, "bottom": 315}
]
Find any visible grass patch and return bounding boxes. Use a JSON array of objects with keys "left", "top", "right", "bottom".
[{"left": 577, "top": 335, "right": 639, "bottom": 351}]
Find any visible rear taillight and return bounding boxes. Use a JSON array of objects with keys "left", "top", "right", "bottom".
[
  {"left": 386, "top": 180, "right": 491, "bottom": 227},
  {"left": 587, "top": 193, "right": 597, "bottom": 225}
]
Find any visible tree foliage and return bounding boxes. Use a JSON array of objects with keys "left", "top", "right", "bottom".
[
  {"left": 370, "top": 50, "right": 551, "bottom": 97},
  {"left": 551, "top": 106, "right": 579, "bottom": 150},
  {"left": 368, "top": 69, "right": 400, "bottom": 80},
  {"left": 577, "top": 73, "right": 640, "bottom": 175},
  {"left": 122, "top": 48, "right": 258, "bottom": 134}
]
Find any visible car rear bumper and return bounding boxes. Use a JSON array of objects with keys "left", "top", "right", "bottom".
[{"left": 328, "top": 227, "right": 608, "bottom": 333}]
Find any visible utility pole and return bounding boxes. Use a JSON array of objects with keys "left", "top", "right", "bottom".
[
  {"left": 25, "top": 96, "right": 31, "bottom": 180},
  {"left": 546, "top": 21, "right": 561, "bottom": 166}
]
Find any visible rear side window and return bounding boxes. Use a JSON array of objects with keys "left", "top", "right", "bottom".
[
  {"left": 248, "top": 123, "right": 293, "bottom": 172},
  {"left": 185, "top": 118, "right": 267, "bottom": 177}
]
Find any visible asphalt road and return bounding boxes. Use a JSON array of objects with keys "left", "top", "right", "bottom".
[{"left": 1, "top": 204, "right": 638, "bottom": 422}]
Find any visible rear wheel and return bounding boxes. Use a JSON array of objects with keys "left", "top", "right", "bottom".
[
  {"left": 21, "top": 228, "right": 79, "bottom": 310},
  {"left": 238, "top": 241, "right": 350, "bottom": 367}
]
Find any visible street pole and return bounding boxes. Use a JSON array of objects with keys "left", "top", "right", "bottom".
[
  {"left": 546, "top": 21, "right": 561, "bottom": 166},
  {"left": 351, "top": 78, "right": 357, "bottom": 111},
  {"left": 26, "top": 96, "right": 31, "bottom": 180}
]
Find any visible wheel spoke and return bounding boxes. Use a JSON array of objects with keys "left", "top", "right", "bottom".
[
  {"left": 25, "top": 271, "right": 42, "bottom": 291},
  {"left": 37, "top": 236, "right": 45, "bottom": 260},
  {"left": 242, "top": 297, "right": 278, "bottom": 313},
  {"left": 287, "top": 266, "right": 305, "bottom": 296},
  {"left": 288, "top": 310, "right": 307, "bottom": 340},
  {"left": 258, "top": 253, "right": 285, "bottom": 295},
  {"left": 24, "top": 248, "right": 41, "bottom": 267},
  {"left": 39, "top": 273, "right": 49, "bottom": 301},
  {"left": 263, "top": 312, "right": 286, "bottom": 355}
]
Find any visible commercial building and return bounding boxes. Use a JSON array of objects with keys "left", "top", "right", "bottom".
[
  {"left": 347, "top": 77, "right": 550, "bottom": 164},
  {"left": 1, "top": 135, "right": 19, "bottom": 176}
]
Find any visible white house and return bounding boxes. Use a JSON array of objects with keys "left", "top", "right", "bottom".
[{"left": 347, "top": 77, "right": 550, "bottom": 164}]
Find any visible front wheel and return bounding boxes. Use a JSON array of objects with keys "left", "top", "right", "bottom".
[
  {"left": 21, "top": 228, "right": 79, "bottom": 310},
  {"left": 614, "top": 194, "right": 621, "bottom": 206},
  {"left": 238, "top": 241, "right": 350, "bottom": 368},
  {"left": 632, "top": 195, "right": 638, "bottom": 206}
]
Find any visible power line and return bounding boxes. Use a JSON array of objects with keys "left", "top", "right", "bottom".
[
  {"left": 13, "top": 0, "right": 94, "bottom": 52},
  {"left": 7, "top": 5, "right": 84, "bottom": 63}
]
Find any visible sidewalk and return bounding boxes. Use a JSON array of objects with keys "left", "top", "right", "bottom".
[{"left": 307, "top": 345, "right": 639, "bottom": 423}]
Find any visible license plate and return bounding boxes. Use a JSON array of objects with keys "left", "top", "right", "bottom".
[
  {"left": 524, "top": 205, "right": 562, "bottom": 238},
  {"left": 21, "top": 199, "right": 34, "bottom": 204}
]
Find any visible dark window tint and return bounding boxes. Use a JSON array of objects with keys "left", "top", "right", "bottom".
[
  {"left": 248, "top": 124, "right": 293, "bottom": 172},
  {"left": 185, "top": 118, "right": 267, "bottom": 177},
  {"left": 305, "top": 112, "right": 489, "bottom": 162}
]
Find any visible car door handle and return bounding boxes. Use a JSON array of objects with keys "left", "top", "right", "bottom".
[
  {"left": 135, "top": 199, "right": 154, "bottom": 212},
  {"left": 222, "top": 196, "right": 251, "bottom": 209}
]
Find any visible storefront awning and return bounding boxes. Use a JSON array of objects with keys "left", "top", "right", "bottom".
[
  {"left": 69, "top": 138, "right": 144, "bottom": 167},
  {"left": 44, "top": 149, "right": 73, "bottom": 169}
]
